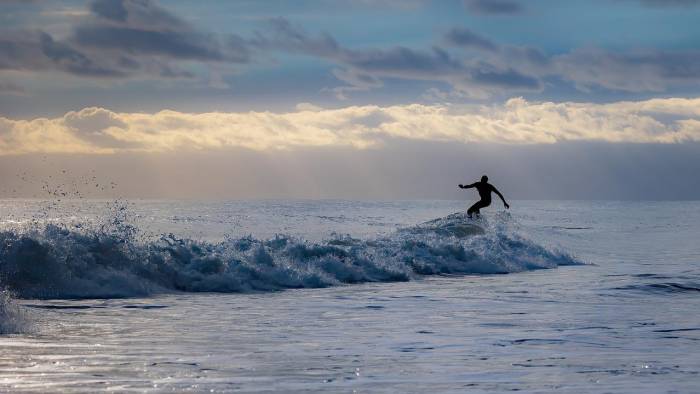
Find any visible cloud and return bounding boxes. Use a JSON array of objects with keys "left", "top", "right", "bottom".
[
  {"left": 89, "top": 0, "right": 128, "bottom": 21},
  {"left": 255, "top": 18, "right": 542, "bottom": 98},
  {"left": 444, "top": 27, "right": 498, "bottom": 52},
  {"left": 344, "top": 46, "right": 459, "bottom": 74},
  {"left": 1, "top": 97, "right": 699, "bottom": 155},
  {"left": 252, "top": 16, "right": 700, "bottom": 98},
  {"left": 470, "top": 66, "right": 540, "bottom": 89},
  {"left": 463, "top": 0, "right": 524, "bottom": 15},
  {"left": 39, "top": 31, "right": 125, "bottom": 77},
  {"left": 73, "top": 0, "right": 239, "bottom": 62},
  {"left": 0, "top": 29, "right": 124, "bottom": 77},
  {"left": 255, "top": 18, "right": 700, "bottom": 98},
  {"left": 553, "top": 47, "right": 700, "bottom": 92},
  {"left": 62, "top": 107, "right": 136, "bottom": 148},
  {"left": 327, "top": 68, "right": 384, "bottom": 99},
  {"left": 73, "top": 25, "right": 225, "bottom": 61},
  {"left": 88, "top": 0, "right": 190, "bottom": 31},
  {"left": 2, "top": 1, "right": 700, "bottom": 99},
  {"left": 257, "top": 17, "right": 340, "bottom": 57},
  {"left": 443, "top": 26, "right": 700, "bottom": 95},
  {"left": 0, "top": 0, "right": 250, "bottom": 82}
]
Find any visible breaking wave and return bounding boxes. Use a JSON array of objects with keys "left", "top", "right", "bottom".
[{"left": 0, "top": 212, "right": 581, "bottom": 300}]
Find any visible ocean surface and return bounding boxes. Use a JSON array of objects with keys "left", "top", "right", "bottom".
[{"left": 1, "top": 199, "right": 699, "bottom": 393}]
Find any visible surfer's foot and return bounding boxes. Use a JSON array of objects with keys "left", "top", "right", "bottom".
[{"left": 467, "top": 214, "right": 473, "bottom": 219}]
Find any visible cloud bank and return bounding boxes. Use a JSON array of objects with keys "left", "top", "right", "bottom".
[{"left": 1, "top": 97, "right": 699, "bottom": 155}]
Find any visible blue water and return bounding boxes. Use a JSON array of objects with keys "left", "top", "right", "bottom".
[{"left": 1, "top": 200, "right": 699, "bottom": 392}]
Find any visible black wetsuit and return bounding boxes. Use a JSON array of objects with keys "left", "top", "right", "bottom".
[
  {"left": 468, "top": 182, "right": 494, "bottom": 216},
  {"left": 460, "top": 179, "right": 508, "bottom": 217}
]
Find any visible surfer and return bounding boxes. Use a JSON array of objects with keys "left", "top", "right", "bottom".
[{"left": 459, "top": 175, "right": 509, "bottom": 219}]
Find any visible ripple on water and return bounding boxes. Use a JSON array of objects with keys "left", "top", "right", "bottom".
[{"left": 614, "top": 282, "right": 700, "bottom": 294}]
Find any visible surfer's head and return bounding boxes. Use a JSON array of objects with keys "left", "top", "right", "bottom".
[{"left": 481, "top": 175, "right": 488, "bottom": 183}]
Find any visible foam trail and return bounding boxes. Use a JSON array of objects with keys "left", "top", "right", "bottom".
[{"left": 0, "top": 212, "right": 581, "bottom": 299}]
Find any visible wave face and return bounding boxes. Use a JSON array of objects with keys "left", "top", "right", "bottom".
[{"left": 0, "top": 212, "right": 580, "bottom": 299}]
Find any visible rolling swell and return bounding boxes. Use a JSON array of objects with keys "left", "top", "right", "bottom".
[{"left": 0, "top": 213, "right": 581, "bottom": 299}]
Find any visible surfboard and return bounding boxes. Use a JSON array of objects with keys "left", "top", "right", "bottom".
[{"left": 400, "top": 213, "right": 485, "bottom": 238}]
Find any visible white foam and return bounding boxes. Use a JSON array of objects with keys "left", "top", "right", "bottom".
[{"left": 0, "top": 290, "right": 29, "bottom": 334}]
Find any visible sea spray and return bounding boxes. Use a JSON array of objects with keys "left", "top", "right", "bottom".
[
  {"left": 0, "top": 289, "right": 29, "bottom": 334},
  {"left": 0, "top": 208, "right": 581, "bottom": 299}
]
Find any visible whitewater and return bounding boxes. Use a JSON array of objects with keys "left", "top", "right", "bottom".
[{"left": 1, "top": 199, "right": 699, "bottom": 392}]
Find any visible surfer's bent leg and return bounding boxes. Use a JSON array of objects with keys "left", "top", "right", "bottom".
[{"left": 468, "top": 200, "right": 488, "bottom": 218}]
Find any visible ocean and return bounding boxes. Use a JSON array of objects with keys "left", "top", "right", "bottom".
[{"left": 1, "top": 199, "right": 699, "bottom": 393}]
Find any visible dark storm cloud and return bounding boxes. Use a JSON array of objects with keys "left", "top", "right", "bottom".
[
  {"left": 463, "top": 0, "right": 523, "bottom": 15},
  {"left": 88, "top": 0, "right": 189, "bottom": 30},
  {"left": 90, "top": 0, "right": 128, "bottom": 22},
  {"left": 444, "top": 27, "right": 498, "bottom": 52},
  {"left": 470, "top": 67, "right": 541, "bottom": 89},
  {"left": 0, "top": 30, "right": 48, "bottom": 71},
  {"left": 0, "top": 29, "right": 123, "bottom": 77},
  {"left": 39, "top": 31, "right": 124, "bottom": 77},
  {"left": 73, "top": 25, "right": 225, "bottom": 61},
  {"left": 73, "top": 0, "right": 247, "bottom": 63},
  {"left": 344, "top": 46, "right": 461, "bottom": 74}
]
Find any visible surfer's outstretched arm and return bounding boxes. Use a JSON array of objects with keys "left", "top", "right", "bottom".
[
  {"left": 492, "top": 186, "right": 510, "bottom": 209},
  {"left": 459, "top": 183, "right": 476, "bottom": 189}
]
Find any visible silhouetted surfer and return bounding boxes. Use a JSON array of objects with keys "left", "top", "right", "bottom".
[{"left": 459, "top": 175, "right": 509, "bottom": 219}]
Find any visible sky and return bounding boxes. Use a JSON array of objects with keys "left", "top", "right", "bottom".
[{"left": 1, "top": 0, "right": 700, "bottom": 199}]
